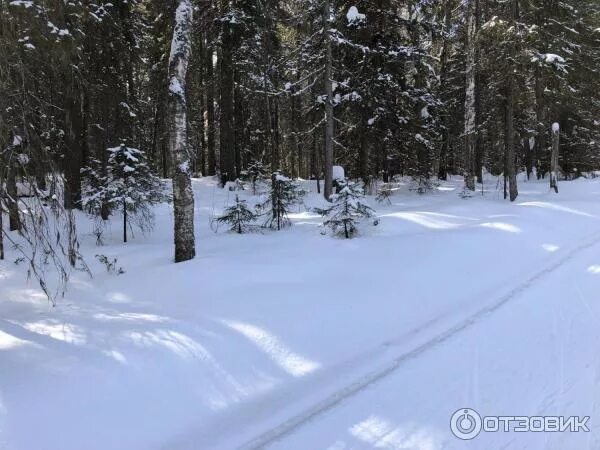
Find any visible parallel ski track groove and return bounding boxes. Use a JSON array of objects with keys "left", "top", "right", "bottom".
[{"left": 240, "top": 231, "right": 600, "bottom": 449}]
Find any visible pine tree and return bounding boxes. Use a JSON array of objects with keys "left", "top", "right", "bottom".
[{"left": 316, "top": 179, "right": 374, "bottom": 238}]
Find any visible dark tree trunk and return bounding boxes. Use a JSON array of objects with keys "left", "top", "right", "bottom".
[
  {"left": 505, "top": 0, "right": 519, "bottom": 202},
  {"left": 7, "top": 169, "right": 19, "bottom": 231},
  {"left": 219, "top": 9, "right": 236, "bottom": 183},
  {"left": 323, "top": 0, "right": 334, "bottom": 200},
  {"left": 64, "top": 87, "right": 84, "bottom": 210},
  {"left": 205, "top": 42, "right": 217, "bottom": 176}
]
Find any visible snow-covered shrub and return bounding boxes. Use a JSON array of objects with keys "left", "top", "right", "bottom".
[
  {"left": 240, "top": 160, "right": 268, "bottom": 195},
  {"left": 214, "top": 195, "right": 257, "bottom": 234},
  {"left": 259, "top": 172, "right": 305, "bottom": 231},
  {"left": 82, "top": 144, "right": 169, "bottom": 243},
  {"left": 316, "top": 180, "right": 374, "bottom": 239}
]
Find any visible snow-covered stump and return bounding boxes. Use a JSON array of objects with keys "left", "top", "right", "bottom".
[
  {"left": 168, "top": 0, "right": 195, "bottom": 262},
  {"left": 551, "top": 123, "right": 560, "bottom": 194}
]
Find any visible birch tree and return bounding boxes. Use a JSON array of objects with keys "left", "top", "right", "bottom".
[{"left": 168, "top": 0, "right": 196, "bottom": 262}]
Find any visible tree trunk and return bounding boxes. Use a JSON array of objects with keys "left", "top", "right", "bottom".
[
  {"left": 474, "top": 0, "right": 484, "bottom": 184},
  {"left": 437, "top": 0, "right": 452, "bottom": 181},
  {"left": 64, "top": 87, "right": 84, "bottom": 209},
  {"left": 463, "top": 0, "right": 477, "bottom": 191},
  {"left": 323, "top": 0, "right": 334, "bottom": 200},
  {"left": 219, "top": 5, "right": 236, "bottom": 183},
  {"left": 550, "top": 123, "right": 559, "bottom": 193},
  {"left": 359, "top": 109, "right": 369, "bottom": 186},
  {"left": 168, "top": 0, "right": 195, "bottom": 262},
  {"left": 123, "top": 199, "right": 128, "bottom": 243},
  {"left": 505, "top": 0, "right": 519, "bottom": 202},
  {"left": 205, "top": 41, "right": 217, "bottom": 176},
  {"left": 7, "top": 168, "right": 20, "bottom": 231},
  {"left": 0, "top": 196, "right": 4, "bottom": 260},
  {"left": 534, "top": 67, "right": 546, "bottom": 179}
]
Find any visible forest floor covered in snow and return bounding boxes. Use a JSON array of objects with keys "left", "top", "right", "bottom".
[{"left": 2, "top": 174, "right": 600, "bottom": 450}]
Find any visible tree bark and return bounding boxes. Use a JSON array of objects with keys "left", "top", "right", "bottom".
[
  {"left": 205, "top": 41, "right": 217, "bottom": 176},
  {"left": 534, "top": 67, "right": 546, "bottom": 179},
  {"left": 464, "top": 0, "right": 477, "bottom": 191},
  {"left": 323, "top": 0, "right": 334, "bottom": 200},
  {"left": 219, "top": 3, "right": 236, "bottom": 183},
  {"left": 437, "top": 0, "right": 452, "bottom": 181},
  {"left": 505, "top": 0, "right": 519, "bottom": 202},
  {"left": 7, "top": 168, "right": 19, "bottom": 231},
  {"left": 64, "top": 86, "right": 84, "bottom": 209},
  {"left": 168, "top": 0, "right": 195, "bottom": 262},
  {"left": 550, "top": 123, "right": 559, "bottom": 193}
]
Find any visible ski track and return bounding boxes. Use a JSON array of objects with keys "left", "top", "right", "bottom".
[{"left": 239, "top": 230, "right": 600, "bottom": 450}]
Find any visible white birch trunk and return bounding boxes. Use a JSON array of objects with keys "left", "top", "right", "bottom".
[{"left": 168, "top": 0, "right": 195, "bottom": 262}]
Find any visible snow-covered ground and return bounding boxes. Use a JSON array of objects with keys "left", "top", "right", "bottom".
[{"left": 2, "top": 175, "right": 600, "bottom": 450}]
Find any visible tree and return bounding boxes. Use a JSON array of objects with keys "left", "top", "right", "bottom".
[
  {"left": 260, "top": 172, "right": 304, "bottom": 230},
  {"left": 316, "top": 179, "right": 374, "bottom": 238},
  {"left": 241, "top": 160, "right": 268, "bottom": 195},
  {"left": 550, "top": 123, "right": 559, "bottom": 193},
  {"left": 323, "top": 0, "right": 334, "bottom": 200},
  {"left": 463, "top": 0, "right": 478, "bottom": 191},
  {"left": 215, "top": 195, "right": 257, "bottom": 234},
  {"left": 168, "top": 0, "right": 195, "bottom": 262},
  {"left": 82, "top": 144, "right": 168, "bottom": 243}
]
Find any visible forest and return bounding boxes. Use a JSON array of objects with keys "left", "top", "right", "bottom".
[
  {"left": 1, "top": 0, "right": 600, "bottom": 264},
  {"left": 3, "top": 2, "right": 600, "bottom": 450}
]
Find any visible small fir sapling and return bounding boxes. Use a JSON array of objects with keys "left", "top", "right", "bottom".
[
  {"left": 259, "top": 172, "right": 305, "bottom": 231},
  {"left": 82, "top": 144, "right": 169, "bottom": 243},
  {"left": 240, "top": 160, "right": 268, "bottom": 195},
  {"left": 215, "top": 195, "right": 258, "bottom": 234},
  {"left": 316, "top": 179, "right": 374, "bottom": 238}
]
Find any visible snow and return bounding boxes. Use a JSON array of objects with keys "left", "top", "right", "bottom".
[
  {"left": 12, "top": 135, "right": 22, "bottom": 147},
  {"left": 346, "top": 6, "right": 366, "bottom": 25},
  {"left": 545, "top": 53, "right": 565, "bottom": 64},
  {"left": 553, "top": 122, "right": 560, "bottom": 133},
  {"left": 169, "top": 77, "right": 184, "bottom": 96},
  {"left": 332, "top": 165, "right": 345, "bottom": 181},
  {"left": 3, "top": 176, "right": 600, "bottom": 449},
  {"left": 8, "top": 1, "right": 33, "bottom": 8}
]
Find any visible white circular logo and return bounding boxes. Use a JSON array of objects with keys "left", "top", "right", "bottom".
[{"left": 450, "top": 408, "right": 482, "bottom": 440}]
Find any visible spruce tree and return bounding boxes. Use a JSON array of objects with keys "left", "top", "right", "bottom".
[
  {"left": 316, "top": 179, "right": 374, "bottom": 238},
  {"left": 260, "top": 172, "right": 304, "bottom": 230},
  {"left": 83, "top": 144, "right": 168, "bottom": 243},
  {"left": 215, "top": 195, "right": 258, "bottom": 234}
]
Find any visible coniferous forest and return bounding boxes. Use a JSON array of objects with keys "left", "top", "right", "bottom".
[
  {"left": 3, "top": 3, "right": 600, "bottom": 449},
  {"left": 2, "top": 0, "right": 600, "bottom": 262}
]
